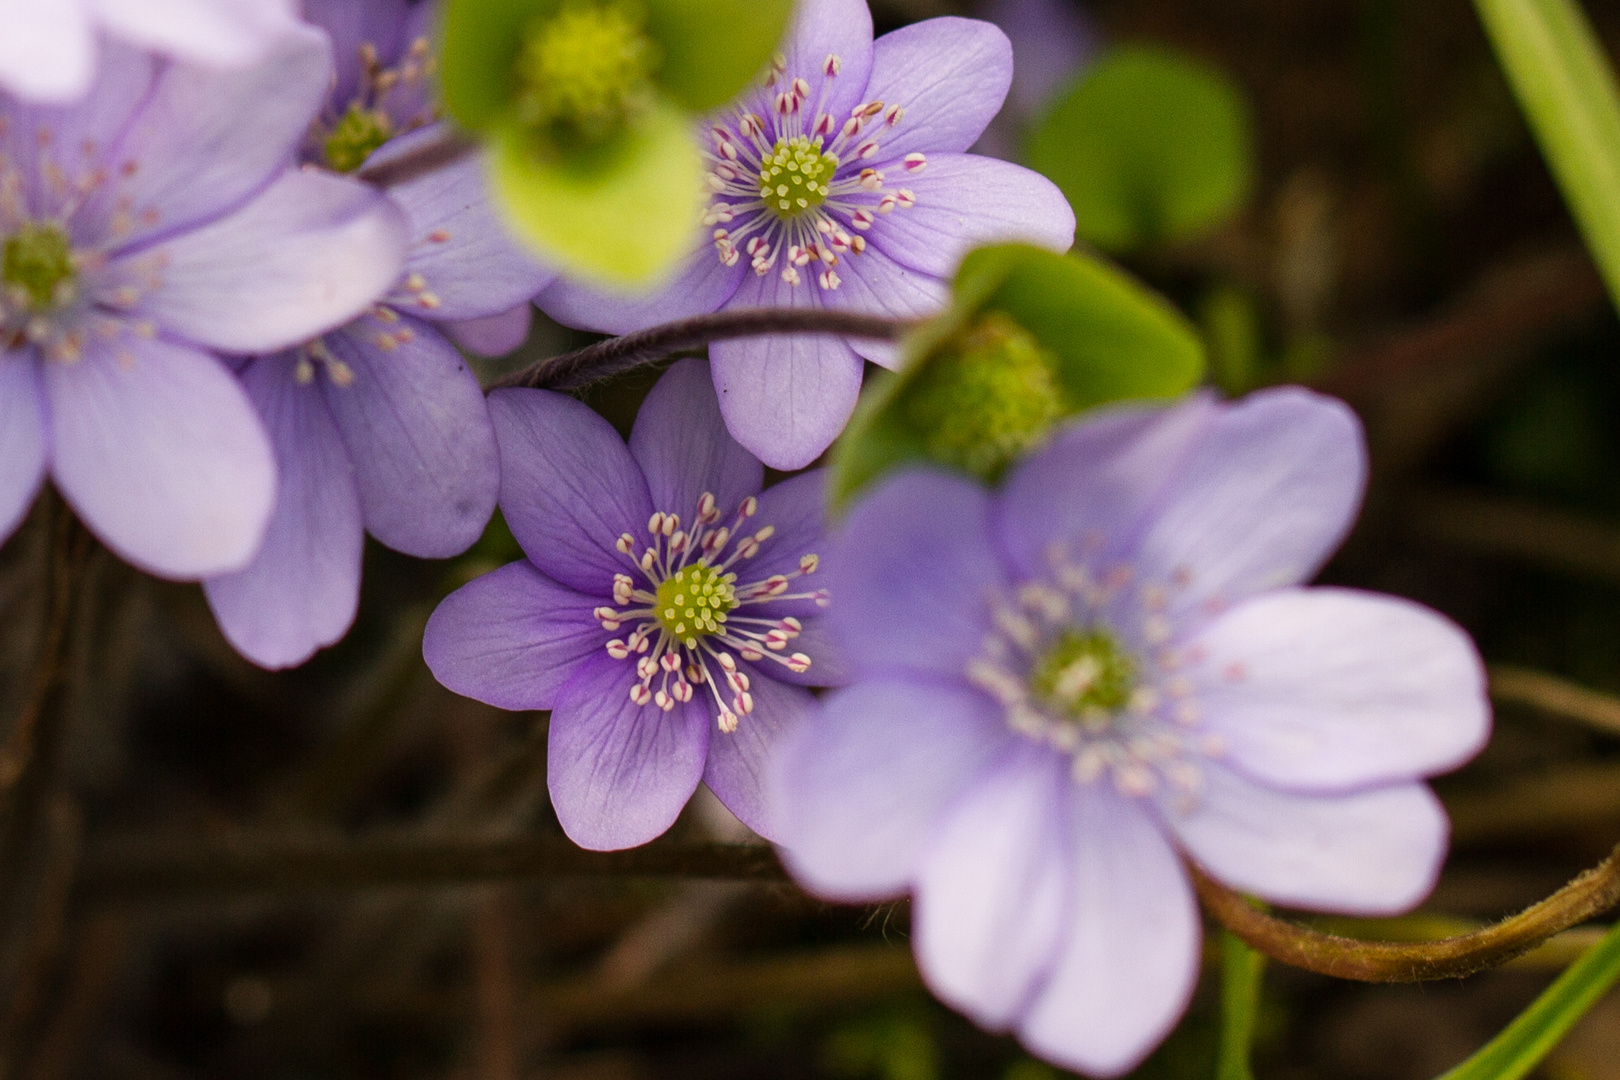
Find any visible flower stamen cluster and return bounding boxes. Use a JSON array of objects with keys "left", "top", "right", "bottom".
[
  {"left": 702, "top": 53, "right": 924, "bottom": 291},
  {"left": 595, "top": 491, "right": 823, "bottom": 731},
  {"left": 513, "top": 1, "right": 658, "bottom": 148},
  {"left": 315, "top": 37, "right": 436, "bottom": 173}
]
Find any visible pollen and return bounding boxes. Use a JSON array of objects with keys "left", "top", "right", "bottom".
[
  {"left": 757, "top": 135, "right": 837, "bottom": 219},
  {"left": 1029, "top": 629, "right": 1136, "bottom": 724},
  {"left": 654, "top": 561, "right": 738, "bottom": 647},
  {"left": 2, "top": 223, "right": 76, "bottom": 313},
  {"left": 513, "top": 0, "right": 659, "bottom": 148}
]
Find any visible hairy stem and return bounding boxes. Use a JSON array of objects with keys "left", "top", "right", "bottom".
[
  {"left": 489, "top": 308, "right": 916, "bottom": 392},
  {"left": 1192, "top": 844, "right": 1620, "bottom": 981}
]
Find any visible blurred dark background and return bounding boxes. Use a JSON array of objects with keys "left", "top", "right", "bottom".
[{"left": 8, "top": 0, "right": 1620, "bottom": 1077}]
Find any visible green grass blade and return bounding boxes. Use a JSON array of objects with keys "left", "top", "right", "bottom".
[{"left": 1217, "top": 930, "right": 1264, "bottom": 1080}]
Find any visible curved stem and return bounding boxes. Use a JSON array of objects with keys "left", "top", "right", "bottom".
[
  {"left": 1191, "top": 845, "right": 1620, "bottom": 982},
  {"left": 488, "top": 308, "right": 916, "bottom": 392},
  {"left": 355, "top": 129, "right": 479, "bottom": 188}
]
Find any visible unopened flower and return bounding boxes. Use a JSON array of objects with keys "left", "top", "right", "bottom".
[
  {"left": 538, "top": 0, "right": 1075, "bottom": 470},
  {"left": 424, "top": 359, "right": 841, "bottom": 850},
  {"left": 772, "top": 388, "right": 1490, "bottom": 1076},
  {"left": 203, "top": 0, "right": 556, "bottom": 670},
  {"left": 0, "top": 0, "right": 302, "bottom": 102},
  {"left": 0, "top": 27, "right": 408, "bottom": 577}
]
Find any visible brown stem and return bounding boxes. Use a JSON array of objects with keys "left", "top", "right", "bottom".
[
  {"left": 77, "top": 833, "right": 786, "bottom": 899},
  {"left": 488, "top": 308, "right": 915, "bottom": 392},
  {"left": 1191, "top": 844, "right": 1620, "bottom": 982},
  {"left": 355, "top": 129, "right": 480, "bottom": 188}
]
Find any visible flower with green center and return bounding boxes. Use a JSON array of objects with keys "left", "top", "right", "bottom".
[
  {"left": 2, "top": 223, "right": 76, "bottom": 313},
  {"left": 1029, "top": 628, "right": 1135, "bottom": 723},
  {"left": 513, "top": 2, "right": 659, "bottom": 149},
  {"left": 758, "top": 135, "right": 837, "bottom": 217},
  {"left": 323, "top": 104, "right": 397, "bottom": 173},
  {"left": 656, "top": 561, "right": 738, "bottom": 646},
  {"left": 903, "top": 311, "right": 1063, "bottom": 481}
]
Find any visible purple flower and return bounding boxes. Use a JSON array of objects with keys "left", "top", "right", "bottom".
[
  {"left": 0, "top": 0, "right": 302, "bottom": 102},
  {"left": 423, "top": 359, "right": 842, "bottom": 851},
  {"left": 202, "top": 0, "right": 557, "bottom": 669},
  {"left": 0, "top": 26, "right": 408, "bottom": 578},
  {"left": 770, "top": 388, "right": 1490, "bottom": 1076},
  {"left": 536, "top": 0, "right": 1076, "bottom": 471}
]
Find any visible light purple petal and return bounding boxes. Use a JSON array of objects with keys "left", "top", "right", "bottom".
[
  {"left": 998, "top": 394, "right": 1217, "bottom": 579},
  {"left": 745, "top": 469, "right": 831, "bottom": 585},
  {"left": 867, "top": 154, "right": 1075, "bottom": 279},
  {"left": 377, "top": 129, "right": 557, "bottom": 319},
  {"left": 0, "top": 0, "right": 94, "bottom": 101},
  {"left": 777, "top": 0, "right": 875, "bottom": 126},
  {"left": 486, "top": 388, "right": 654, "bottom": 595},
  {"left": 912, "top": 746, "right": 1068, "bottom": 1029},
  {"left": 95, "top": 0, "right": 301, "bottom": 66},
  {"left": 536, "top": 248, "right": 741, "bottom": 335},
  {"left": 423, "top": 560, "right": 606, "bottom": 712},
  {"left": 443, "top": 304, "right": 532, "bottom": 357},
  {"left": 321, "top": 317, "right": 498, "bottom": 558},
  {"left": 630, "top": 357, "right": 762, "bottom": 518},
  {"left": 90, "top": 21, "right": 330, "bottom": 248},
  {"left": 761, "top": 615, "right": 849, "bottom": 687},
  {"left": 1188, "top": 587, "right": 1490, "bottom": 793},
  {"left": 45, "top": 334, "right": 274, "bottom": 578},
  {"left": 865, "top": 18, "right": 1012, "bottom": 158},
  {"left": 772, "top": 675, "right": 1010, "bottom": 900},
  {"left": 130, "top": 169, "right": 409, "bottom": 353},
  {"left": 824, "top": 236, "right": 953, "bottom": 322},
  {"left": 0, "top": 352, "right": 48, "bottom": 543},
  {"left": 301, "top": 0, "right": 412, "bottom": 108},
  {"left": 548, "top": 652, "right": 711, "bottom": 850},
  {"left": 1133, "top": 387, "right": 1367, "bottom": 627},
  {"left": 1018, "top": 786, "right": 1200, "bottom": 1079},
  {"left": 203, "top": 357, "right": 362, "bottom": 669},
  {"left": 702, "top": 673, "right": 815, "bottom": 842},
  {"left": 828, "top": 469, "right": 1006, "bottom": 679},
  {"left": 1161, "top": 764, "right": 1449, "bottom": 915},
  {"left": 709, "top": 270, "right": 866, "bottom": 470}
]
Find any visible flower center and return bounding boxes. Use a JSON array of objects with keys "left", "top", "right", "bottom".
[
  {"left": 2, "top": 223, "right": 75, "bottom": 313},
  {"left": 513, "top": 1, "right": 658, "bottom": 147},
  {"left": 594, "top": 493, "right": 826, "bottom": 732},
  {"left": 904, "top": 312, "right": 1063, "bottom": 481},
  {"left": 758, "top": 135, "right": 837, "bottom": 219},
  {"left": 655, "top": 561, "right": 738, "bottom": 647},
  {"left": 324, "top": 103, "right": 395, "bottom": 173},
  {"left": 1029, "top": 628, "right": 1136, "bottom": 724}
]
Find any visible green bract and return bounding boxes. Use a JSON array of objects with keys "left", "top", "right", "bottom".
[
  {"left": 829, "top": 244, "right": 1206, "bottom": 505},
  {"left": 439, "top": 0, "right": 793, "bottom": 285},
  {"left": 1028, "top": 45, "right": 1254, "bottom": 253}
]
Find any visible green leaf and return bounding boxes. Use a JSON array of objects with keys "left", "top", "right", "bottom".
[
  {"left": 439, "top": 0, "right": 552, "bottom": 131},
  {"left": 1434, "top": 920, "right": 1620, "bottom": 1080},
  {"left": 646, "top": 0, "right": 794, "bottom": 112},
  {"left": 1027, "top": 45, "right": 1253, "bottom": 252},
  {"left": 488, "top": 101, "right": 704, "bottom": 286},
  {"left": 1217, "top": 931, "right": 1265, "bottom": 1080},
  {"left": 1474, "top": 0, "right": 1620, "bottom": 314},
  {"left": 828, "top": 244, "right": 1205, "bottom": 507}
]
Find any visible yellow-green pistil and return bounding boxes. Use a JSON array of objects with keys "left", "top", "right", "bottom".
[
  {"left": 758, "top": 135, "right": 838, "bottom": 218},
  {"left": 513, "top": 1, "right": 658, "bottom": 147},
  {"left": 1030, "top": 629, "right": 1136, "bottom": 725},
  {"left": 324, "top": 103, "right": 396, "bottom": 173},
  {"left": 2, "top": 223, "right": 75, "bottom": 313},
  {"left": 904, "top": 311, "right": 1064, "bottom": 481},
  {"left": 656, "top": 561, "right": 738, "bottom": 647}
]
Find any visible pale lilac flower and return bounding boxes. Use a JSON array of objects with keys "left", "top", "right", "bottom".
[
  {"left": 771, "top": 388, "right": 1490, "bottom": 1076},
  {"left": 0, "top": 0, "right": 302, "bottom": 102},
  {"left": 424, "top": 359, "right": 842, "bottom": 851},
  {"left": 0, "top": 26, "right": 408, "bottom": 578},
  {"left": 202, "top": 0, "right": 556, "bottom": 669},
  {"left": 537, "top": 0, "right": 1076, "bottom": 470}
]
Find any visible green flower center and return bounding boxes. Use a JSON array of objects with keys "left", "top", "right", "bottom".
[
  {"left": 758, "top": 135, "right": 838, "bottom": 219},
  {"left": 904, "top": 311, "right": 1063, "bottom": 481},
  {"left": 2, "top": 223, "right": 76, "bottom": 313},
  {"left": 1029, "top": 629, "right": 1136, "bottom": 724},
  {"left": 324, "top": 104, "right": 396, "bottom": 173},
  {"left": 655, "top": 561, "right": 738, "bottom": 647},
  {"left": 513, "top": 1, "right": 658, "bottom": 148}
]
